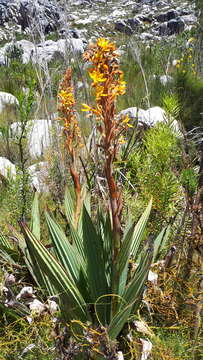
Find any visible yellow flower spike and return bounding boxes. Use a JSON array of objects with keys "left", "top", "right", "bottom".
[{"left": 58, "top": 68, "right": 83, "bottom": 153}]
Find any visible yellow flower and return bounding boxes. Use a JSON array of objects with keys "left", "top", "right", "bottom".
[
  {"left": 89, "top": 69, "right": 107, "bottom": 84},
  {"left": 81, "top": 103, "right": 102, "bottom": 116},
  {"left": 118, "top": 135, "right": 126, "bottom": 145},
  {"left": 58, "top": 90, "right": 75, "bottom": 106},
  {"left": 97, "top": 38, "right": 115, "bottom": 52},
  {"left": 188, "top": 37, "right": 195, "bottom": 43}
]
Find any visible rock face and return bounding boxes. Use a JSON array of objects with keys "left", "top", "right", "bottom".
[
  {"left": 0, "top": 91, "right": 19, "bottom": 113},
  {"left": 10, "top": 119, "right": 61, "bottom": 159},
  {"left": 0, "top": 0, "right": 62, "bottom": 34},
  {"left": 0, "top": 157, "right": 16, "bottom": 179}
]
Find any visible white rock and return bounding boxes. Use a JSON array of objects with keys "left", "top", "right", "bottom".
[
  {"left": 47, "top": 299, "right": 58, "bottom": 314},
  {"left": 0, "top": 91, "right": 19, "bottom": 113},
  {"left": 133, "top": 320, "right": 152, "bottom": 336},
  {"left": 0, "top": 39, "right": 84, "bottom": 65},
  {"left": 144, "top": 106, "right": 166, "bottom": 125},
  {"left": 159, "top": 75, "right": 173, "bottom": 86},
  {"left": 148, "top": 270, "right": 158, "bottom": 285},
  {"left": 117, "top": 351, "right": 124, "bottom": 360},
  {"left": 29, "top": 299, "right": 46, "bottom": 314},
  {"left": 140, "top": 338, "right": 152, "bottom": 360},
  {"left": 28, "top": 161, "right": 49, "bottom": 192},
  {"left": 120, "top": 106, "right": 180, "bottom": 133},
  {"left": 16, "top": 286, "right": 35, "bottom": 300},
  {"left": 119, "top": 107, "right": 147, "bottom": 123},
  {"left": 10, "top": 119, "right": 61, "bottom": 159},
  {"left": 0, "top": 157, "right": 16, "bottom": 179}
]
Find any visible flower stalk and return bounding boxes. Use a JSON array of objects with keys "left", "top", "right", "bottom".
[
  {"left": 83, "top": 38, "right": 130, "bottom": 314},
  {"left": 58, "top": 68, "right": 83, "bottom": 229}
]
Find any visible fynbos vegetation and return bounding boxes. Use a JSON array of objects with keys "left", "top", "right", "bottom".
[{"left": 0, "top": 2, "right": 203, "bottom": 358}]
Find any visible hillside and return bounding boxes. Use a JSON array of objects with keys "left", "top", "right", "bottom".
[{"left": 0, "top": 1, "right": 202, "bottom": 359}]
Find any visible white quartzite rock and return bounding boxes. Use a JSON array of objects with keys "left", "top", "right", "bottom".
[
  {"left": 0, "top": 38, "right": 84, "bottom": 65},
  {"left": 0, "top": 157, "right": 16, "bottom": 179},
  {"left": 28, "top": 161, "right": 49, "bottom": 192},
  {"left": 0, "top": 91, "right": 19, "bottom": 113},
  {"left": 10, "top": 119, "right": 61, "bottom": 159},
  {"left": 119, "top": 106, "right": 180, "bottom": 132}
]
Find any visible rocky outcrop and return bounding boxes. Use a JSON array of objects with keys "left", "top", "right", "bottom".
[{"left": 0, "top": 0, "right": 62, "bottom": 34}]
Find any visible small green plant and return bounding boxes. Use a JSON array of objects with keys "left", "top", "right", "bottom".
[{"left": 125, "top": 122, "right": 182, "bottom": 230}]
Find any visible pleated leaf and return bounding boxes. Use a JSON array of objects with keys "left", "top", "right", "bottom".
[
  {"left": 108, "top": 303, "right": 132, "bottom": 340},
  {"left": 108, "top": 253, "right": 151, "bottom": 339},
  {"left": 45, "top": 212, "right": 88, "bottom": 295},
  {"left": 30, "top": 192, "right": 40, "bottom": 240},
  {"left": 123, "top": 252, "right": 151, "bottom": 306},
  {"left": 82, "top": 206, "right": 109, "bottom": 324},
  {"left": 64, "top": 186, "right": 74, "bottom": 224},
  {"left": 21, "top": 223, "right": 88, "bottom": 321},
  {"left": 117, "top": 199, "right": 152, "bottom": 295},
  {"left": 130, "top": 199, "right": 152, "bottom": 258},
  {"left": 0, "top": 231, "right": 12, "bottom": 249},
  {"left": 152, "top": 226, "right": 170, "bottom": 262}
]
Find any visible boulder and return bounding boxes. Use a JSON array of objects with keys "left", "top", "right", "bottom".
[
  {"left": 119, "top": 106, "right": 180, "bottom": 132},
  {"left": 156, "top": 10, "right": 179, "bottom": 23},
  {"left": 115, "top": 21, "right": 133, "bottom": 35},
  {"left": 144, "top": 106, "right": 166, "bottom": 125},
  {"left": 119, "top": 107, "right": 148, "bottom": 123},
  {"left": 0, "top": 91, "right": 19, "bottom": 113},
  {"left": 10, "top": 119, "right": 61, "bottom": 159},
  {"left": 0, "top": 38, "right": 85, "bottom": 65},
  {"left": 0, "top": 157, "right": 16, "bottom": 179},
  {"left": 28, "top": 161, "right": 49, "bottom": 192},
  {"left": 159, "top": 75, "right": 173, "bottom": 86},
  {"left": 156, "top": 18, "right": 185, "bottom": 36},
  {"left": 115, "top": 17, "right": 141, "bottom": 35}
]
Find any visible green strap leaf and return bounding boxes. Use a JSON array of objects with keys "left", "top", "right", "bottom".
[
  {"left": 45, "top": 212, "right": 88, "bottom": 294},
  {"left": 30, "top": 192, "right": 40, "bottom": 241},
  {"left": 21, "top": 223, "right": 88, "bottom": 322},
  {"left": 153, "top": 226, "right": 170, "bottom": 262},
  {"left": 117, "top": 199, "right": 152, "bottom": 295},
  {"left": 82, "top": 206, "right": 110, "bottom": 324}
]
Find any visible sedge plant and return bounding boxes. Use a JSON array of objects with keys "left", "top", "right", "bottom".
[{"left": 7, "top": 38, "right": 169, "bottom": 342}]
